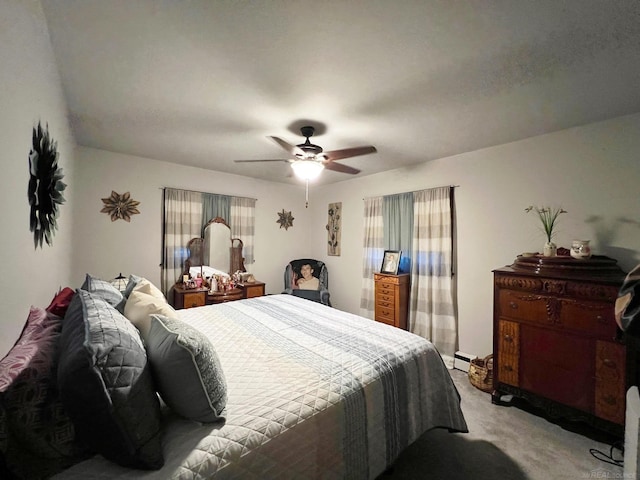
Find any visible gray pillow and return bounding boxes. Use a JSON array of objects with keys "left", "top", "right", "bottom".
[
  {"left": 80, "top": 274, "right": 123, "bottom": 309},
  {"left": 145, "top": 314, "right": 227, "bottom": 423},
  {"left": 57, "top": 290, "right": 163, "bottom": 469},
  {"left": 116, "top": 274, "right": 143, "bottom": 313}
]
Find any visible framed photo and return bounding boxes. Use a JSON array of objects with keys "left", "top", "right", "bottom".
[{"left": 380, "top": 250, "right": 401, "bottom": 275}]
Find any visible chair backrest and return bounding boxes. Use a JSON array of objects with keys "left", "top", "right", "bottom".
[{"left": 284, "top": 259, "right": 328, "bottom": 291}]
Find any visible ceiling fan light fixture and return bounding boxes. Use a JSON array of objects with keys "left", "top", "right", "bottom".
[{"left": 291, "top": 160, "right": 324, "bottom": 180}]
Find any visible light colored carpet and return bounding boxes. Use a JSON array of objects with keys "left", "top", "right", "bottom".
[{"left": 380, "top": 369, "right": 624, "bottom": 480}]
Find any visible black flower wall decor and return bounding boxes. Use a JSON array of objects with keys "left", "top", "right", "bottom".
[
  {"left": 276, "top": 209, "right": 294, "bottom": 230},
  {"left": 28, "top": 122, "right": 66, "bottom": 249},
  {"left": 101, "top": 191, "right": 141, "bottom": 222}
]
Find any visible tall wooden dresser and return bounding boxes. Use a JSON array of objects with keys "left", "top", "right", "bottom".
[
  {"left": 493, "top": 255, "right": 627, "bottom": 434},
  {"left": 374, "top": 273, "right": 410, "bottom": 329}
]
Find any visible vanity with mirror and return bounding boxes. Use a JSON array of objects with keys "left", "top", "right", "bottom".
[{"left": 173, "top": 217, "right": 265, "bottom": 309}]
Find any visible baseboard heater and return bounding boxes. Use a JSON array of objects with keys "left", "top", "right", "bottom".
[
  {"left": 625, "top": 386, "right": 640, "bottom": 478},
  {"left": 453, "top": 351, "right": 476, "bottom": 373}
]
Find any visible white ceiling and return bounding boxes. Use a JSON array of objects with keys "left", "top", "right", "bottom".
[{"left": 40, "top": 0, "right": 640, "bottom": 185}]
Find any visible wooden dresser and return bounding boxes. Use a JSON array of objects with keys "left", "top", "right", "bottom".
[
  {"left": 174, "top": 281, "right": 265, "bottom": 309},
  {"left": 374, "top": 273, "right": 410, "bottom": 329},
  {"left": 493, "top": 255, "right": 626, "bottom": 434}
]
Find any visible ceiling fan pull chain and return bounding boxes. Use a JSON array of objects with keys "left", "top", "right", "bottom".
[{"left": 305, "top": 179, "right": 309, "bottom": 208}]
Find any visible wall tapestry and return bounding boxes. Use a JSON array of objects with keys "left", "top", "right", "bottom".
[
  {"left": 277, "top": 209, "right": 294, "bottom": 230},
  {"left": 326, "top": 202, "right": 341, "bottom": 256},
  {"left": 101, "top": 191, "right": 141, "bottom": 222},
  {"left": 28, "top": 121, "right": 66, "bottom": 249}
]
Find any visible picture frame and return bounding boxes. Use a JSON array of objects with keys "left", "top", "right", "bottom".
[{"left": 380, "top": 250, "right": 401, "bottom": 275}]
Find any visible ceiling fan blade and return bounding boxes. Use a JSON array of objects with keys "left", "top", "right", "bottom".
[
  {"left": 322, "top": 145, "right": 377, "bottom": 162},
  {"left": 323, "top": 161, "right": 361, "bottom": 175},
  {"left": 268, "top": 136, "right": 305, "bottom": 156},
  {"left": 234, "top": 159, "right": 291, "bottom": 163}
]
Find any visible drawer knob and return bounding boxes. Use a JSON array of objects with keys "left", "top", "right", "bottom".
[
  {"left": 603, "top": 395, "right": 617, "bottom": 406},
  {"left": 504, "top": 365, "right": 513, "bottom": 372},
  {"left": 509, "top": 302, "right": 518, "bottom": 310},
  {"left": 602, "top": 359, "right": 616, "bottom": 369},
  {"left": 504, "top": 334, "right": 513, "bottom": 343}
]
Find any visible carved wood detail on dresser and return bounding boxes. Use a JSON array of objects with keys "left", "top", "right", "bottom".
[{"left": 492, "top": 255, "right": 626, "bottom": 435}]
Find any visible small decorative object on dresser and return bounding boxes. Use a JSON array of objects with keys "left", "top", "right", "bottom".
[
  {"left": 525, "top": 205, "right": 567, "bottom": 257},
  {"left": 380, "top": 250, "right": 402, "bottom": 275},
  {"left": 570, "top": 239, "right": 592, "bottom": 259},
  {"left": 374, "top": 273, "right": 410, "bottom": 329},
  {"left": 493, "top": 254, "right": 627, "bottom": 435}
]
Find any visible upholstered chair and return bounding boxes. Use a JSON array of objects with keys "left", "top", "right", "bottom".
[{"left": 283, "top": 258, "right": 331, "bottom": 306}]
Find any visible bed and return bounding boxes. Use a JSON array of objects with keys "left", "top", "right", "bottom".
[{"left": 2, "top": 280, "right": 467, "bottom": 480}]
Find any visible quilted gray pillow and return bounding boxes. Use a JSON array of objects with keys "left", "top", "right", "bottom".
[
  {"left": 57, "top": 290, "right": 163, "bottom": 470},
  {"left": 145, "top": 314, "right": 227, "bottom": 423},
  {"left": 80, "top": 273, "right": 123, "bottom": 309}
]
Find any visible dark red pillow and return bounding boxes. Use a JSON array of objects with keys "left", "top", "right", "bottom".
[
  {"left": 0, "top": 306, "right": 88, "bottom": 478},
  {"left": 45, "top": 287, "right": 75, "bottom": 318}
]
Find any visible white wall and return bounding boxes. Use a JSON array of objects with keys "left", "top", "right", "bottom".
[
  {"left": 309, "top": 113, "right": 640, "bottom": 358},
  {"left": 72, "top": 147, "right": 314, "bottom": 298},
  {"left": 0, "top": 0, "right": 77, "bottom": 358},
  {"left": 2, "top": 0, "right": 638, "bottom": 365}
]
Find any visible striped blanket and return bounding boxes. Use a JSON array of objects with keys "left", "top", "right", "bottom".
[{"left": 55, "top": 294, "right": 467, "bottom": 479}]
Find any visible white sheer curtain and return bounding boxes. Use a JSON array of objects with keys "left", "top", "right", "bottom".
[
  {"left": 161, "top": 188, "right": 203, "bottom": 297},
  {"left": 230, "top": 196, "right": 256, "bottom": 264},
  {"left": 360, "top": 197, "right": 384, "bottom": 318},
  {"left": 410, "top": 186, "right": 456, "bottom": 367}
]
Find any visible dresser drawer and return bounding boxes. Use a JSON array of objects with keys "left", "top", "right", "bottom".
[
  {"left": 498, "top": 320, "right": 520, "bottom": 386},
  {"left": 595, "top": 341, "right": 625, "bottom": 382},
  {"left": 375, "top": 305, "right": 396, "bottom": 324},
  {"left": 375, "top": 315, "right": 396, "bottom": 327},
  {"left": 183, "top": 292, "right": 205, "bottom": 309},
  {"left": 376, "top": 282, "right": 396, "bottom": 296},
  {"left": 499, "top": 290, "right": 548, "bottom": 323},
  {"left": 595, "top": 341, "right": 625, "bottom": 425},
  {"left": 376, "top": 293, "right": 395, "bottom": 308},
  {"left": 560, "top": 299, "right": 617, "bottom": 338}
]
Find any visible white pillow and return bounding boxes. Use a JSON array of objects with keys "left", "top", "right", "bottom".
[
  {"left": 124, "top": 290, "right": 178, "bottom": 338},
  {"left": 131, "top": 278, "right": 166, "bottom": 301}
]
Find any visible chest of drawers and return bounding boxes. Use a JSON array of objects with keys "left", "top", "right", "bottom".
[
  {"left": 374, "top": 273, "right": 410, "bottom": 329},
  {"left": 493, "top": 255, "right": 626, "bottom": 434}
]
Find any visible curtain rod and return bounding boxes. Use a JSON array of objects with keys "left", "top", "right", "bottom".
[
  {"left": 160, "top": 186, "right": 257, "bottom": 202},
  {"left": 363, "top": 184, "right": 459, "bottom": 201}
]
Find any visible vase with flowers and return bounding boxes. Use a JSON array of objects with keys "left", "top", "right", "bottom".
[{"left": 525, "top": 205, "right": 567, "bottom": 257}]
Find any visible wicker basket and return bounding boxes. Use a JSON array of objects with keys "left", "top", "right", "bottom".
[{"left": 468, "top": 354, "right": 493, "bottom": 393}]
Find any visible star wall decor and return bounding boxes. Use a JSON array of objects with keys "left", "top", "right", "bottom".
[
  {"left": 101, "top": 191, "right": 141, "bottom": 222},
  {"left": 276, "top": 209, "right": 294, "bottom": 230},
  {"left": 28, "top": 121, "right": 66, "bottom": 249}
]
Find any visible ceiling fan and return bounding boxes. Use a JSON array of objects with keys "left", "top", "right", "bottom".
[{"left": 234, "top": 125, "right": 377, "bottom": 179}]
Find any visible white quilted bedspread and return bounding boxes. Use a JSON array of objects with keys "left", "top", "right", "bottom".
[{"left": 54, "top": 294, "right": 467, "bottom": 480}]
